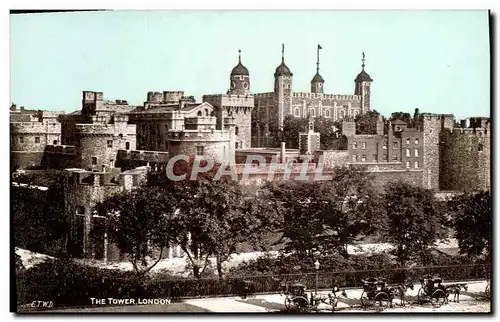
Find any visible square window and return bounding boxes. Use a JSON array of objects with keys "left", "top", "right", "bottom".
[
  {"left": 393, "top": 142, "right": 398, "bottom": 149},
  {"left": 92, "top": 157, "right": 97, "bottom": 165},
  {"left": 35, "top": 137, "right": 40, "bottom": 143},
  {"left": 19, "top": 137, "right": 24, "bottom": 143},
  {"left": 406, "top": 138, "right": 410, "bottom": 145},
  {"left": 406, "top": 161, "right": 410, "bottom": 168},
  {"left": 382, "top": 155, "right": 388, "bottom": 161},
  {"left": 362, "top": 142, "right": 366, "bottom": 149},
  {"left": 393, "top": 155, "right": 398, "bottom": 161},
  {"left": 415, "top": 161, "right": 419, "bottom": 168},
  {"left": 361, "top": 155, "right": 366, "bottom": 162},
  {"left": 373, "top": 154, "right": 378, "bottom": 161},
  {"left": 353, "top": 142, "right": 357, "bottom": 149},
  {"left": 352, "top": 154, "right": 357, "bottom": 162},
  {"left": 196, "top": 146, "right": 204, "bottom": 155},
  {"left": 415, "top": 149, "right": 419, "bottom": 157},
  {"left": 415, "top": 138, "right": 419, "bottom": 145},
  {"left": 406, "top": 149, "right": 410, "bottom": 157},
  {"left": 107, "top": 140, "right": 113, "bottom": 148}
]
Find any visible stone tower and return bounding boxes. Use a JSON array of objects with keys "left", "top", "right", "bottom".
[
  {"left": 310, "top": 44, "right": 325, "bottom": 94},
  {"left": 354, "top": 52, "right": 373, "bottom": 114},
  {"left": 274, "top": 44, "right": 293, "bottom": 130},
  {"left": 229, "top": 49, "right": 250, "bottom": 96}
]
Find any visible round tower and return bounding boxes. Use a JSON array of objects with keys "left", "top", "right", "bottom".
[
  {"left": 354, "top": 52, "right": 373, "bottom": 114},
  {"left": 229, "top": 50, "right": 250, "bottom": 96},
  {"left": 311, "top": 44, "right": 325, "bottom": 94}
]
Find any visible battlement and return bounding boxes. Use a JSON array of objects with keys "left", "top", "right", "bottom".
[
  {"left": 10, "top": 121, "right": 61, "bottom": 134},
  {"left": 167, "top": 129, "right": 231, "bottom": 142},
  {"left": 253, "top": 92, "right": 275, "bottom": 98},
  {"left": 202, "top": 94, "right": 255, "bottom": 107},
  {"left": 117, "top": 149, "right": 170, "bottom": 163},
  {"left": 82, "top": 91, "right": 104, "bottom": 102},
  {"left": 44, "top": 144, "right": 77, "bottom": 155},
  {"left": 292, "top": 92, "right": 361, "bottom": 101},
  {"left": 419, "top": 113, "right": 455, "bottom": 121},
  {"left": 75, "top": 122, "right": 136, "bottom": 136},
  {"left": 445, "top": 127, "right": 489, "bottom": 137},
  {"left": 64, "top": 166, "right": 148, "bottom": 187}
]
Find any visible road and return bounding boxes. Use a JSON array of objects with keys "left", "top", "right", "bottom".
[{"left": 22, "top": 280, "right": 490, "bottom": 313}]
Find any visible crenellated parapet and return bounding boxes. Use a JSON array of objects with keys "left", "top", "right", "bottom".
[
  {"left": 292, "top": 92, "right": 361, "bottom": 101},
  {"left": 11, "top": 121, "right": 61, "bottom": 135}
]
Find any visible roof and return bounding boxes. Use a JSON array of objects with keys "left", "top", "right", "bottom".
[
  {"left": 355, "top": 70, "right": 373, "bottom": 82},
  {"left": 311, "top": 72, "right": 325, "bottom": 83},
  {"left": 274, "top": 61, "right": 293, "bottom": 77},
  {"left": 231, "top": 62, "right": 249, "bottom": 76}
]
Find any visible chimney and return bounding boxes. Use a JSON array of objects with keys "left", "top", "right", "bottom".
[
  {"left": 20, "top": 106, "right": 25, "bottom": 111},
  {"left": 280, "top": 142, "right": 286, "bottom": 164},
  {"left": 178, "top": 100, "right": 186, "bottom": 110}
]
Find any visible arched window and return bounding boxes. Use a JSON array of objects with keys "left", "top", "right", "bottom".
[
  {"left": 294, "top": 108, "right": 300, "bottom": 117},
  {"left": 210, "top": 111, "right": 215, "bottom": 117},
  {"left": 53, "top": 140, "right": 58, "bottom": 145},
  {"left": 339, "top": 109, "right": 345, "bottom": 119},
  {"left": 235, "top": 127, "right": 239, "bottom": 136},
  {"left": 325, "top": 110, "right": 331, "bottom": 118},
  {"left": 205, "top": 109, "right": 209, "bottom": 116},
  {"left": 353, "top": 110, "right": 359, "bottom": 117},
  {"left": 197, "top": 111, "right": 202, "bottom": 116},
  {"left": 310, "top": 109, "right": 316, "bottom": 117},
  {"left": 125, "top": 142, "right": 130, "bottom": 150},
  {"left": 119, "top": 134, "right": 123, "bottom": 140}
]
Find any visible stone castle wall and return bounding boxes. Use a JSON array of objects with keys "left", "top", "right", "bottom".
[{"left": 440, "top": 127, "right": 491, "bottom": 191}]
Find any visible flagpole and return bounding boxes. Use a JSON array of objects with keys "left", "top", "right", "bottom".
[{"left": 316, "top": 45, "right": 320, "bottom": 74}]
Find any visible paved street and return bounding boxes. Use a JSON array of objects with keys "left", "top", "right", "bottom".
[{"left": 29, "top": 280, "right": 489, "bottom": 313}]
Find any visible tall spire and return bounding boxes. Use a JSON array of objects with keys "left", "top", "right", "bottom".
[
  {"left": 238, "top": 49, "right": 241, "bottom": 63},
  {"left": 361, "top": 52, "right": 366, "bottom": 71},
  {"left": 282, "top": 43, "right": 285, "bottom": 63}
]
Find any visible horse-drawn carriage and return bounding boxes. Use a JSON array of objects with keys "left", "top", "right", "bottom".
[
  {"left": 417, "top": 274, "right": 448, "bottom": 307},
  {"left": 281, "top": 283, "right": 346, "bottom": 312},
  {"left": 360, "top": 278, "right": 391, "bottom": 309}
]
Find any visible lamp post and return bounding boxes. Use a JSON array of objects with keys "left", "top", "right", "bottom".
[{"left": 314, "top": 260, "right": 320, "bottom": 295}]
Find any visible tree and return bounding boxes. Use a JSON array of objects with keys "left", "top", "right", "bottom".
[
  {"left": 321, "top": 166, "right": 387, "bottom": 257},
  {"left": 12, "top": 173, "right": 68, "bottom": 254},
  {"left": 265, "top": 180, "right": 330, "bottom": 258},
  {"left": 265, "top": 166, "right": 385, "bottom": 259},
  {"left": 278, "top": 115, "right": 341, "bottom": 149},
  {"left": 97, "top": 187, "right": 177, "bottom": 276},
  {"left": 449, "top": 190, "right": 491, "bottom": 261},
  {"left": 355, "top": 110, "right": 384, "bottom": 135},
  {"left": 173, "top": 180, "right": 279, "bottom": 279},
  {"left": 382, "top": 181, "right": 446, "bottom": 266}
]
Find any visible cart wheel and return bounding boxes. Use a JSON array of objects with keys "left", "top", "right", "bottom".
[
  {"left": 485, "top": 283, "right": 491, "bottom": 299},
  {"left": 430, "top": 289, "right": 446, "bottom": 307},
  {"left": 292, "top": 296, "right": 309, "bottom": 312},
  {"left": 285, "top": 296, "right": 293, "bottom": 310},
  {"left": 374, "top": 292, "right": 390, "bottom": 311},
  {"left": 361, "top": 291, "right": 375, "bottom": 307},
  {"left": 417, "top": 287, "right": 429, "bottom": 304}
]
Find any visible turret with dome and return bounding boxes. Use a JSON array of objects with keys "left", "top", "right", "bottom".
[
  {"left": 354, "top": 52, "right": 373, "bottom": 113},
  {"left": 229, "top": 49, "right": 250, "bottom": 96}
]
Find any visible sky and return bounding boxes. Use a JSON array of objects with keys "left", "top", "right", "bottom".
[{"left": 10, "top": 10, "right": 490, "bottom": 119}]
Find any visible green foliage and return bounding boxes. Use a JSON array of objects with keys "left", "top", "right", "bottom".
[
  {"left": 97, "top": 187, "right": 177, "bottom": 275},
  {"left": 382, "top": 181, "right": 446, "bottom": 266},
  {"left": 265, "top": 166, "right": 386, "bottom": 259},
  {"left": 278, "top": 115, "right": 340, "bottom": 149},
  {"left": 355, "top": 110, "right": 384, "bottom": 135},
  {"left": 449, "top": 190, "right": 491, "bottom": 260},
  {"left": 12, "top": 175, "right": 67, "bottom": 254}
]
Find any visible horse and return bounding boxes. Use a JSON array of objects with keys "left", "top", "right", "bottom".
[{"left": 388, "top": 281, "right": 414, "bottom": 307}]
